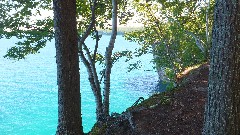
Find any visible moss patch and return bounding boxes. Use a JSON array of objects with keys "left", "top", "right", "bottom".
[{"left": 88, "top": 123, "right": 107, "bottom": 135}]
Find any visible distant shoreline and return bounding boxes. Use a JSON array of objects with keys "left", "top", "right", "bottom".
[{"left": 97, "top": 26, "right": 144, "bottom": 35}]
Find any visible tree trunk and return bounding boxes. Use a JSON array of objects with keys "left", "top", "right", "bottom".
[
  {"left": 78, "top": 0, "right": 104, "bottom": 123},
  {"left": 203, "top": 1, "right": 240, "bottom": 135},
  {"left": 205, "top": 0, "right": 210, "bottom": 44},
  {"left": 79, "top": 43, "right": 104, "bottom": 122},
  {"left": 103, "top": 0, "right": 118, "bottom": 118},
  {"left": 53, "top": 0, "right": 83, "bottom": 134}
]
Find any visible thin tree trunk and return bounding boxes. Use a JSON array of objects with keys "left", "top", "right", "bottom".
[
  {"left": 103, "top": 0, "right": 118, "bottom": 117},
  {"left": 79, "top": 48, "right": 103, "bottom": 121},
  {"left": 53, "top": 0, "right": 83, "bottom": 134},
  {"left": 203, "top": 1, "right": 240, "bottom": 134},
  {"left": 204, "top": 0, "right": 211, "bottom": 59},
  {"left": 78, "top": 0, "right": 104, "bottom": 123},
  {"left": 205, "top": 0, "right": 210, "bottom": 44}
]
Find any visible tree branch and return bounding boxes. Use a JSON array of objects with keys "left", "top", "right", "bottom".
[{"left": 93, "top": 29, "right": 99, "bottom": 62}]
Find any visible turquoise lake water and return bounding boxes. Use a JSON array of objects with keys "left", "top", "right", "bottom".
[{"left": 0, "top": 35, "right": 159, "bottom": 134}]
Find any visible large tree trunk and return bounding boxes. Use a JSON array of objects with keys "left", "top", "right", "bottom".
[
  {"left": 203, "top": 1, "right": 240, "bottom": 134},
  {"left": 53, "top": 0, "right": 83, "bottom": 134},
  {"left": 103, "top": 0, "right": 118, "bottom": 118}
]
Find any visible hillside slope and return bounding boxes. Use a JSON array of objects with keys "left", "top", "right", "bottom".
[{"left": 89, "top": 64, "right": 209, "bottom": 135}]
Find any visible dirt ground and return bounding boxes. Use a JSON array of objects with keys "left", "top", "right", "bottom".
[
  {"left": 132, "top": 64, "right": 209, "bottom": 135},
  {"left": 89, "top": 64, "right": 209, "bottom": 135}
]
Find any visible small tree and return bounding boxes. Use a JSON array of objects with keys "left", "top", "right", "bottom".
[
  {"left": 124, "top": 0, "right": 214, "bottom": 83},
  {"left": 78, "top": 0, "right": 118, "bottom": 122}
]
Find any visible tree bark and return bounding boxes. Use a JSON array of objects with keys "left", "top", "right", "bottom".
[
  {"left": 79, "top": 47, "right": 103, "bottom": 122},
  {"left": 103, "top": 0, "right": 118, "bottom": 118},
  {"left": 203, "top": 1, "right": 240, "bottom": 134},
  {"left": 53, "top": 0, "right": 83, "bottom": 134},
  {"left": 78, "top": 0, "right": 104, "bottom": 123},
  {"left": 78, "top": 0, "right": 118, "bottom": 123}
]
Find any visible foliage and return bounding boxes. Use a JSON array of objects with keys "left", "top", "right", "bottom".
[
  {"left": 0, "top": 0, "right": 132, "bottom": 59},
  {"left": 0, "top": 0, "right": 53, "bottom": 59},
  {"left": 124, "top": 0, "right": 214, "bottom": 82},
  {"left": 0, "top": 0, "right": 135, "bottom": 125}
]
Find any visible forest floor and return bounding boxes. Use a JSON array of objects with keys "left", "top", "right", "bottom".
[{"left": 89, "top": 63, "right": 209, "bottom": 135}]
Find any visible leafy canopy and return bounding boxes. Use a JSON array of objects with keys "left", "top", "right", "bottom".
[
  {"left": 0, "top": 0, "right": 130, "bottom": 60},
  {"left": 0, "top": 0, "right": 53, "bottom": 59},
  {"left": 124, "top": 0, "right": 214, "bottom": 81}
]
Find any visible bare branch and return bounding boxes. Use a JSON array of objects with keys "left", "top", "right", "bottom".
[
  {"left": 78, "top": 0, "right": 97, "bottom": 45},
  {"left": 185, "top": 30, "right": 205, "bottom": 53},
  {"left": 82, "top": 43, "right": 93, "bottom": 63},
  {"left": 93, "top": 30, "right": 99, "bottom": 62}
]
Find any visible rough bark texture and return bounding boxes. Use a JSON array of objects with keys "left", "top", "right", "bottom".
[
  {"left": 203, "top": 1, "right": 240, "bottom": 135},
  {"left": 103, "top": 0, "right": 118, "bottom": 118},
  {"left": 53, "top": 0, "right": 83, "bottom": 134}
]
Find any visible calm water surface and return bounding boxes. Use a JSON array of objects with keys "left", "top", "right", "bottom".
[{"left": 0, "top": 35, "right": 158, "bottom": 134}]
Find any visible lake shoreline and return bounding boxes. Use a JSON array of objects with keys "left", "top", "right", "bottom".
[{"left": 97, "top": 26, "right": 144, "bottom": 35}]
